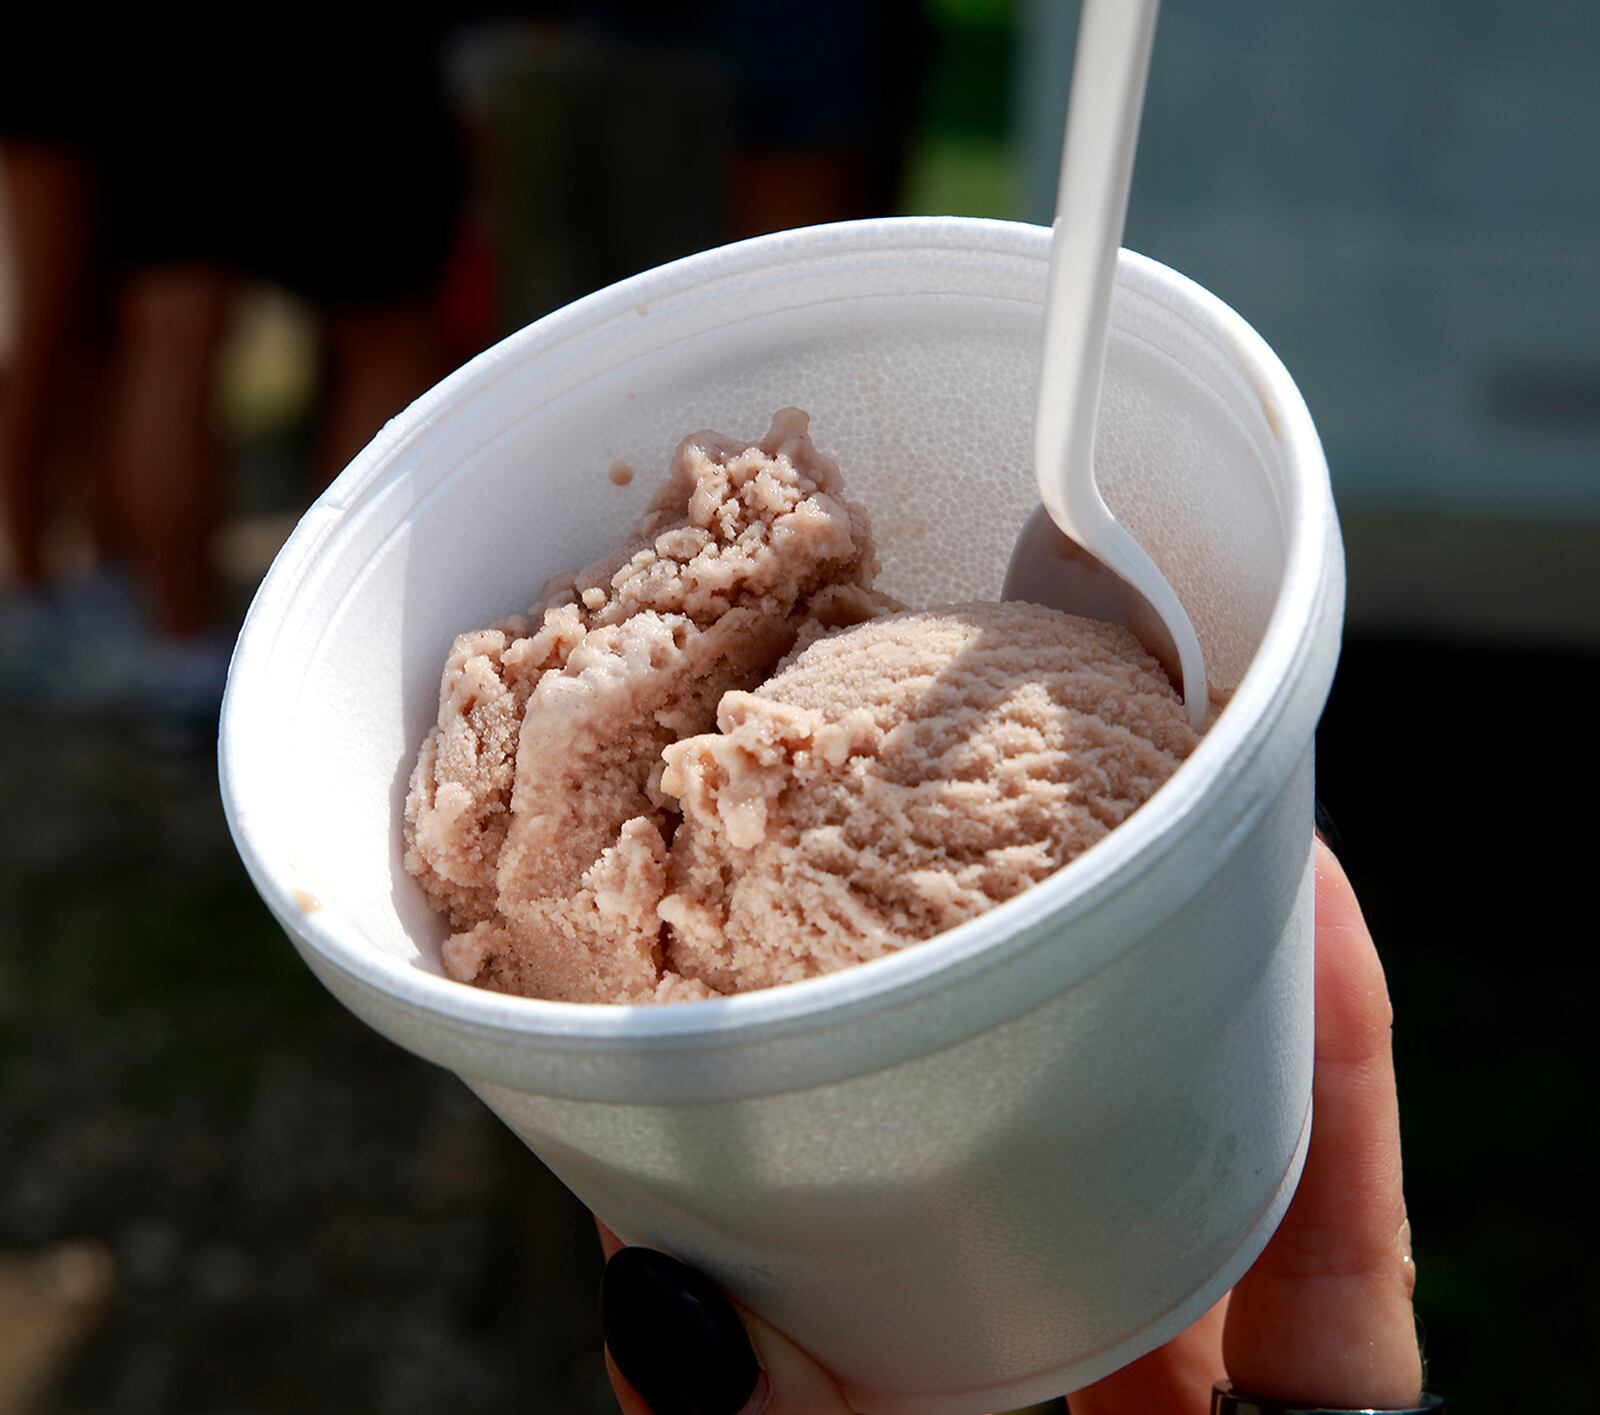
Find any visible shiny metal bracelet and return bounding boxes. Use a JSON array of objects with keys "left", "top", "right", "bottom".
[{"left": 1212, "top": 1382, "right": 1446, "bottom": 1414}]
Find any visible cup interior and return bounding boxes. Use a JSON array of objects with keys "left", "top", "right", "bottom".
[{"left": 221, "top": 219, "right": 1306, "bottom": 999}]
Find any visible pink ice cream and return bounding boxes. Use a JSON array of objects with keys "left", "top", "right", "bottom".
[
  {"left": 658, "top": 602, "right": 1197, "bottom": 994},
  {"left": 404, "top": 410, "right": 893, "bottom": 1002},
  {"left": 404, "top": 412, "right": 1200, "bottom": 1003}
]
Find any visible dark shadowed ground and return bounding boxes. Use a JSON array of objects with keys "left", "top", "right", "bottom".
[
  {"left": 1, "top": 633, "right": 1592, "bottom": 1414},
  {"left": 0, "top": 706, "right": 615, "bottom": 1414},
  {"left": 1313, "top": 637, "right": 1597, "bottom": 1413}
]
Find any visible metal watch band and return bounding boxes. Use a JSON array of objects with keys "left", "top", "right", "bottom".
[{"left": 1212, "top": 1381, "right": 1446, "bottom": 1414}]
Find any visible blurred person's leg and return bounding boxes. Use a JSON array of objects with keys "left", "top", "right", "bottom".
[
  {"left": 314, "top": 299, "right": 447, "bottom": 489},
  {"left": 574, "top": 0, "right": 929, "bottom": 242},
  {"left": 107, "top": 266, "right": 231, "bottom": 638},
  {"left": 34, "top": 336, "right": 121, "bottom": 574},
  {"left": 0, "top": 142, "right": 93, "bottom": 588},
  {"left": 715, "top": 0, "right": 928, "bottom": 236},
  {"left": 724, "top": 151, "right": 889, "bottom": 241},
  {"left": 82, "top": 343, "right": 126, "bottom": 566},
  {"left": 229, "top": 27, "right": 460, "bottom": 488}
]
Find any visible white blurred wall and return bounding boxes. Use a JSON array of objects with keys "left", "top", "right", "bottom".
[{"left": 1017, "top": 0, "right": 1600, "bottom": 643}]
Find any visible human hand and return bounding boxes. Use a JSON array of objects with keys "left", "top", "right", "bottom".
[{"left": 597, "top": 840, "right": 1424, "bottom": 1415}]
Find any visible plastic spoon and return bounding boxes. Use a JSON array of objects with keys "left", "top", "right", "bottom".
[{"left": 1001, "top": 0, "right": 1208, "bottom": 729}]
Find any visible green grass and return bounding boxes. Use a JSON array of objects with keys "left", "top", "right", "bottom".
[{"left": 901, "top": 134, "right": 1023, "bottom": 220}]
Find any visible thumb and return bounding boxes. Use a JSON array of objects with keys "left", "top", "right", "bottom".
[
  {"left": 1221, "top": 841, "right": 1422, "bottom": 1407},
  {"left": 600, "top": 1243, "right": 854, "bottom": 1415}
]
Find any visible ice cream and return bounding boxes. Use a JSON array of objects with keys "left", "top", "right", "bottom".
[
  {"left": 404, "top": 411, "right": 1201, "bottom": 1003},
  {"left": 658, "top": 603, "right": 1197, "bottom": 994},
  {"left": 404, "top": 409, "right": 894, "bottom": 1002}
]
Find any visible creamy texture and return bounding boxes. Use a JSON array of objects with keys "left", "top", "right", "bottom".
[
  {"left": 659, "top": 603, "right": 1199, "bottom": 993},
  {"left": 405, "top": 413, "right": 1201, "bottom": 1004},
  {"left": 403, "top": 410, "right": 891, "bottom": 1002}
]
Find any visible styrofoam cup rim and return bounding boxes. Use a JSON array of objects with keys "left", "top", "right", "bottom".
[{"left": 218, "top": 216, "right": 1335, "bottom": 1052}]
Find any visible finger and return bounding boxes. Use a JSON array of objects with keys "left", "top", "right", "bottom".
[
  {"left": 600, "top": 1245, "right": 853, "bottom": 1415},
  {"left": 740, "top": 1305, "right": 857, "bottom": 1414},
  {"left": 606, "top": 1348, "right": 656, "bottom": 1415},
  {"left": 1066, "top": 1296, "right": 1227, "bottom": 1415},
  {"left": 1222, "top": 840, "right": 1421, "bottom": 1407},
  {"left": 598, "top": 1226, "right": 654, "bottom": 1413},
  {"left": 596, "top": 1218, "right": 625, "bottom": 1260}
]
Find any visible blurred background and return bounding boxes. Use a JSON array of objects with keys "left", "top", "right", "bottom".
[{"left": 1, "top": 2, "right": 1593, "bottom": 1412}]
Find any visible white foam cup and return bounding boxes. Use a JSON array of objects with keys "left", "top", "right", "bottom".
[{"left": 219, "top": 218, "right": 1343, "bottom": 1413}]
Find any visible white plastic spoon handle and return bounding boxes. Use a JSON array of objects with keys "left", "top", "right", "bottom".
[
  {"left": 1036, "top": 0, "right": 1157, "bottom": 494},
  {"left": 1035, "top": 0, "right": 1209, "bottom": 729}
]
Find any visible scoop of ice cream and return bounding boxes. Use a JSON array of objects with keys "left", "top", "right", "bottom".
[
  {"left": 657, "top": 602, "right": 1200, "bottom": 995},
  {"left": 403, "top": 409, "right": 894, "bottom": 1002}
]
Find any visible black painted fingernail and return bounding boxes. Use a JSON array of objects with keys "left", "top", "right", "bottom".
[
  {"left": 1313, "top": 794, "right": 1345, "bottom": 860},
  {"left": 601, "top": 1247, "right": 763, "bottom": 1415}
]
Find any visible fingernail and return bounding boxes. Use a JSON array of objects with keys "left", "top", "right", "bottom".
[
  {"left": 601, "top": 1247, "right": 764, "bottom": 1415},
  {"left": 1313, "top": 794, "right": 1345, "bottom": 860}
]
